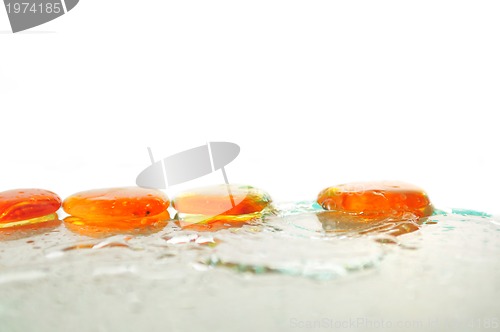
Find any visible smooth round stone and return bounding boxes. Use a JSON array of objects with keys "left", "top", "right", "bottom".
[
  {"left": 63, "top": 187, "right": 169, "bottom": 219},
  {"left": 0, "top": 189, "right": 62, "bottom": 224},
  {"left": 317, "top": 181, "right": 434, "bottom": 219},
  {"left": 173, "top": 184, "right": 272, "bottom": 216}
]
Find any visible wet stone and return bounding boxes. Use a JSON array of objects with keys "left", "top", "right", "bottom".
[
  {"left": 173, "top": 184, "right": 272, "bottom": 230},
  {"left": 0, "top": 189, "right": 61, "bottom": 229},
  {"left": 317, "top": 181, "right": 434, "bottom": 219},
  {"left": 63, "top": 187, "right": 170, "bottom": 237}
]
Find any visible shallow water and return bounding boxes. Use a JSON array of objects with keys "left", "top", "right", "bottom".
[{"left": 0, "top": 204, "right": 499, "bottom": 331}]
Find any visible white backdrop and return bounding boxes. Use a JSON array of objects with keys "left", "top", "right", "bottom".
[{"left": 1, "top": 1, "right": 499, "bottom": 213}]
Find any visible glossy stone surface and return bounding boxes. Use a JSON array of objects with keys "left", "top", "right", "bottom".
[
  {"left": 173, "top": 184, "right": 271, "bottom": 216},
  {"left": 317, "top": 181, "right": 433, "bottom": 219},
  {"left": 0, "top": 189, "right": 62, "bottom": 225},
  {"left": 63, "top": 187, "right": 169, "bottom": 219},
  {"left": 173, "top": 184, "right": 272, "bottom": 230}
]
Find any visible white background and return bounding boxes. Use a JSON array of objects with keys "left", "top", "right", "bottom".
[{"left": 1, "top": 1, "right": 499, "bottom": 213}]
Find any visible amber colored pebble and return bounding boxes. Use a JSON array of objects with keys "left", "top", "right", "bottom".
[
  {"left": 63, "top": 187, "right": 169, "bottom": 219},
  {"left": 173, "top": 184, "right": 271, "bottom": 216},
  {"left": 64, "top": 210, "right": 170, "bottom": 238},
  {"left": 0, "top": 189, "right": 62, "bottom": 224},
  {"left": 317, "top": 181, "right": 433, "bottom": 219}
]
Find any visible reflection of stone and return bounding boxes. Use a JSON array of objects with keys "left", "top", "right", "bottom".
[
  {"left": 317, "top": 210, "right": 421, "bottom": 237},
  {"left": 176, "top": 213, "right": 259, "bottom": 232},
  {"left": 64, "top": 212, "right": 170, "bottom": 238},
  {"left": 318, "top": 211, "right": 378, "bottom": 233},
  {"left": 0, "top": 218, "right": 61, "bottom": 241},
  {"left": 317, "top": 181, "right": 434, "bottom": 219}
]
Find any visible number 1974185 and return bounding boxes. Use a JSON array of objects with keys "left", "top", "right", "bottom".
[{"left": 6, "top": 2, "right": 62, "bottom": 14}]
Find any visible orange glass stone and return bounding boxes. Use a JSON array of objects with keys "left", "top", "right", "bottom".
[
  {"left": 173, "top": 184, "right": 271, "bottom": 216},
  {"left": 317, "top": 181, "right": 433, "bottom": 219},
  {"left": 62, "top": 187, "right": 170, "bottom": 236},
  {"left": 63, "top": 187, "right": 169, "bottom": 219},
  {"left": 0, "top": 189, "right": 62, "bottom": 227},
  {"left": 173, "top": 184, "right": 272, "bottom": 230}
]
